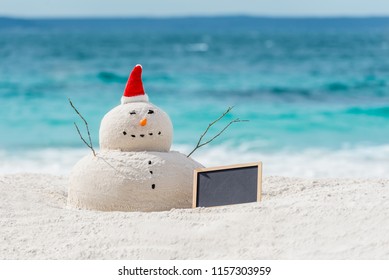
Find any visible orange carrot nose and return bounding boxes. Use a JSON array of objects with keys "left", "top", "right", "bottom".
[{"left": 139, "top": 118, "right": 147, "bottom": 126}]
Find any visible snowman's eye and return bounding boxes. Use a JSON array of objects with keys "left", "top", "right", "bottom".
[
  {"left": 129, "top": 110, "right": 136, "bottom": 115},
  {"left": 148, "top": 110, "right": 154, "bottom": 114}
]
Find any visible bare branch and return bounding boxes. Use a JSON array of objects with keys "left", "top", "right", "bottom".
[
  {"left": 187, "top": 107, "right": 248, "bottom": 158},
  {"left": 193, "top": 106, "right": 234, "bottom": 151},
  {"left": 196, "top": 119, "right": 248, "bottom": 148},
  {"left": 74, "top": 123, "right": 95, "bottom": 155},
  {"left": 68, "top": 98, "right": 96, "bottom": 156}
]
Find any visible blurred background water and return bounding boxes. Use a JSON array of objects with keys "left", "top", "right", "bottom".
[{"left": 1, "top": 17, "right": 389, "bottom": 177}]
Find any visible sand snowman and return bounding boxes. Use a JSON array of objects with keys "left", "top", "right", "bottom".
[{"left": 68, "top": 65, "right": 203, "bottom": 211}]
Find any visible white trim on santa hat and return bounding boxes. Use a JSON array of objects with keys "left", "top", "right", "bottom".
[{"left": 121, "top": 94, "right": 149, "bottom": 104}]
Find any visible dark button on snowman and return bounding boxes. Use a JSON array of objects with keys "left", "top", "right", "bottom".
[{"left": 68, "top": 65, "right": 203, "bottom": 211}]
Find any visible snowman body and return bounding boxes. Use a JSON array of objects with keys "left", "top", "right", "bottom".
[
  {"left": 68, "top": 150, "right": 201, "bottom": 211},
  {"left": 68, "top": 65, "right": 203, "bottom": 211}
]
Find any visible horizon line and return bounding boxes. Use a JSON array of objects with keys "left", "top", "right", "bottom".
[{"left": 2, "top": 14, "right": 389, "bottom": 20}]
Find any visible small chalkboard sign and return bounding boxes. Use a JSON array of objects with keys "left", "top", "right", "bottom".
[{"left": 193, "top": 162, "right": 262, "bottom": 208}]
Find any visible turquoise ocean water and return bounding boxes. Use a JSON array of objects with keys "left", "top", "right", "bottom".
[{"left": 1, "top": 17, "right": 389, "bottom": 177}]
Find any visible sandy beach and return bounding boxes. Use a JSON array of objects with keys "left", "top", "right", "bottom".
[{"left": 1, "top": 173, "right": 389, "bottom": 259}]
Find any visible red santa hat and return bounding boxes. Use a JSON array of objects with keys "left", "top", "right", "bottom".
[{"left": 121, "top": 64, "right": 149, "bottom": 104}]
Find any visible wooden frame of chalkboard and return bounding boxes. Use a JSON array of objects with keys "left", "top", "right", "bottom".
[{"left": 192, "top": 162, "right": 262, "bottom": 208}]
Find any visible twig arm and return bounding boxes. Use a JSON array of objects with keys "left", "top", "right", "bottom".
[
  {"left": 187, "top": 106, "right": 248, "bottom": 158},
  {"left": 73, "top": 123, "right": 94, "bottom": 150},
  {"left": 68, "top": 98, "right": 96, "bottom": 156},
  {"left": 196, "top": 119, "right": 248, "bottom": 149},
  {"left": 193, "top": 106, "right": 234, "bottom": 150}
]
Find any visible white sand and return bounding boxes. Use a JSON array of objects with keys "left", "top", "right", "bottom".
[{"left": 1, "top": 173, "right": 389, "bottom": 259}]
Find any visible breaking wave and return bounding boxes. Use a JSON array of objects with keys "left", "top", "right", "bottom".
[{"left": 2, "top": 143, "right": 389, "bottom": 179}]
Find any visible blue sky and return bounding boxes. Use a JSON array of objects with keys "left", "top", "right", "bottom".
[{"left": 1, "top": 0, "right": 388, "bottom": 18}]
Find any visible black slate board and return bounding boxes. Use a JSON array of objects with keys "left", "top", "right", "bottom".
[{"left": 193, "top": 162, "right": 262, "bottom": 208}]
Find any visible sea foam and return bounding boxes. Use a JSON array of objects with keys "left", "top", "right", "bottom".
[{"left": 1, "top": 144, "right": 389, "bottom": 179}]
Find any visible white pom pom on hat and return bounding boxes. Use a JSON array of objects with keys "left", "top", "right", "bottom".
[{"left": 121, "top": 64, "right": 149, "bottom": 104}]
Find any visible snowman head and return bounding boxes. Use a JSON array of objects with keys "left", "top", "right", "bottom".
[{"left": 99, "top": 65, "right": 173, "bottom": 152}]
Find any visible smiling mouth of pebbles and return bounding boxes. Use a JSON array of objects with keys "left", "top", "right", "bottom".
[{"left": 122, "top": 131, "right": 162, "bottom": 138}]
